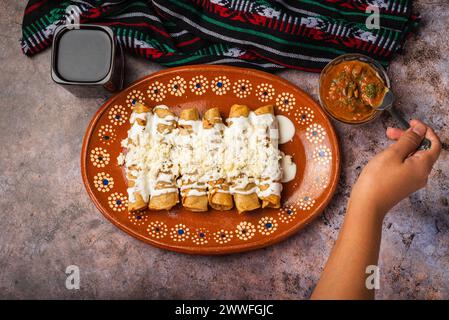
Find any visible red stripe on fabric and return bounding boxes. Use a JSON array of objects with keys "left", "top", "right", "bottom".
[
  {"left": 362, "top": 40, "right": 369, "bottom": 51},
  {"left": 25, "top": 0, "right": 49, "bottom": 15},
  {"left": 284, "top": 20, "right": 290, "bottom": 33},
  {"left": 42, "top": 38, "right": 50, "bottom": 47},
  {"left": 379, "top": 45, "right": 393, "bottom": 57},
  {"left": 296, "top": 23, "right": 302, "bottom": 36},
  {"left": 383, "top": 46, "right": 394, "bottom": 57},
  {"left": 139, "top": 47, "right": 166, "bottom": 59},
  {"left": 34, "top": 37, "right": 45, "bottom": 50},
  {"left": 94, "top": 21, "right": 170, "bottom": 38},
  {"left": 29, "top": 42, "right": 43, "bottom": 53},
  {"left": 138, "top": 45, "right": 143, "bottom": 57},
  {"left": 371, "top": 43, "right": 378, "bottom": 54},
  {"left": 324, "top": 1, "right": 368, "bottom": 13},
  {"left": 176, "top": 37, "right": 201, "bottom": 47},
  {"left": 24, "top": 44, "right": 36, "bottom": 55},
  {"left": 373, "top": 41, "right": 381, "bottom": 55},
  {"left": 290, "top": 22, "right": 296, "bottom": 35},
  {"left": 239, "top": 52, "right": 259, "bottom": 61},
  {"left": 82, "top": 7, "right": 104, "bottom": 19},
  {"left": 29, "top": 46, "right": 39, "bottom": 55}
]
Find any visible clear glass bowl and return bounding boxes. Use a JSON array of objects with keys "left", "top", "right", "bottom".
[{"left": 319, "top": 53, "right": 391, "bottom": 125}]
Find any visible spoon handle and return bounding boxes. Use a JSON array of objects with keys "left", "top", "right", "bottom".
[{"left": 387, "top": 107, "right": 431, "bottom": 151}]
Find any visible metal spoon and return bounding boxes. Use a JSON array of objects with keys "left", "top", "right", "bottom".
[{"left": 376, "top": 90, "right": 431, "bottom": 151}]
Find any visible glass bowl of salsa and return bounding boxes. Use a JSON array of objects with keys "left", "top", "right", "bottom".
[{"left": 319, "top": 54, "right": 390, "bottom": 125}]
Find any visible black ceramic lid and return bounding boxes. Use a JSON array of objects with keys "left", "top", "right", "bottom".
[{"left": 51, "top": 25, "right": 115, "bottom": 85}]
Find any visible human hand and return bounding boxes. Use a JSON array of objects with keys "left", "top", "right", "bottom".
[{"left": 349, "top": 120, "right": 441, "bottom": 218}]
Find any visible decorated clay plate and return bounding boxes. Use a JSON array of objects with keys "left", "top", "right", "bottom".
[{"left": 81, "top": 65, "right": 340, "bottom": 254}]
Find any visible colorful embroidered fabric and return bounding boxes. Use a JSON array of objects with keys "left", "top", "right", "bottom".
[{"left": 21, "top": 0, "right": 419, "bottom": 72}]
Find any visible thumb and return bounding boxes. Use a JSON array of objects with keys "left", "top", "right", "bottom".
[{"left": 390, "top": 122, "right": 427, "bottom": 159}]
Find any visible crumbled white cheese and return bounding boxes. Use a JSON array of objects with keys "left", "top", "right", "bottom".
[
  {"left": 117, "top": 153, "right": 125, "bottom": 166},
  {"left": 121, "top": 105, "right": 286, "bottom": 202}
]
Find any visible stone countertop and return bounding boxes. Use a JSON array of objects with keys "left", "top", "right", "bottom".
[{"left": 0, "top": 1, "right": 448, "bottom": 299}]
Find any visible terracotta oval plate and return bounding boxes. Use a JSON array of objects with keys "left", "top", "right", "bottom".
[{"left": 81, "top": 65, "right": 340, "bottom": 254}]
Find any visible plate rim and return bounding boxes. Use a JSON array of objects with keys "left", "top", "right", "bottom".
[{"left": 81, "top": 64, "right": 341, "bottom": 255}]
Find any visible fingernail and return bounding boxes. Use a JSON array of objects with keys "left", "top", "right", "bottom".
[{"left": 412, "top": 123, "right": 426, "bottom": 137}]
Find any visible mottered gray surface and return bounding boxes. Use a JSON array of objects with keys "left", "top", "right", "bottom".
[{"left": 0, "top": 1, "right": 448, "bottom": 299}]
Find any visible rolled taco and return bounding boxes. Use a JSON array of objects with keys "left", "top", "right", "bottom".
[
  {"left": 225, "top": 104, "right": 260, "bottom": 213},
  {"left": 125, "top": 101, "right": 152, "bottom": 212},
  {"left": 177, "top": 107, "right": 208, "bottom": 212},
  {"left": 147, "top": 105, "right": 179, "bottom": 211},
  {"left": 202, "top": 107, "right": 233, "bottom": 211},
  {"left": 252, "top": 105, "right": 282, "bottom": 208}
]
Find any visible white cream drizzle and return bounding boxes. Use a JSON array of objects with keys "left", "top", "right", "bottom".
[
  {"left": 123, "top": 111, "right": 153, "bottom": 204},
  {"left": 120, "top": 105, "right": 295, "bottom": 204},
  {"left": 225, "top": 111, "right": 283, "bottom": 197},
  {"left": 175, "top": 118, "right": 207, "bottom": 197},
  {"left": 250, "top": 112, "right": 283, "bottom": 198},
  {"left": 198, "top": 121, "right": 227, "bottom": 192},
  {"left": 146, "top": 108, "right": 179, "bottom": 199}
]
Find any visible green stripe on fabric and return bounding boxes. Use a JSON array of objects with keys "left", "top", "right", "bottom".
[
  {"left": 213, "top": 43, "right": 220, "bottom": 55},
  {"left": 115, "top": 26, "right": 176, "bottom": 53},
  {"left": 22, "top": 25, "right": 30, "bottom": 38},
  {"left": 25, "top": 25, "right": 36, "bottom": 40},
  {"left": 162, "top": 43, "right": 175, "bottom": 52},
  {"left": 164, "top": 21, "right": 177, "bottom": 27},
  {"left": 399, "top": 0, "right": 407, "bottom": 11},
  {"left": 23, "top": 6, "right": 67, "bottom": 42},
  {"left": 390, "top": 25, "right": 400, "bottom": 51},
  {"left": 297, "top": 0, "right": 408, "bottom": 22},
  {"left": 385, "top": 26, "right": 398, "bottom": 53},
  {"left": 124, "top": 28, "right": 128, "bottom": 45},
  {"left": 220, "top": 43, "right": 228, "bottom": 55},
  {"left": 44, "top": 14, "right": 53, "bottom": 25},
  {"left": 164, "top": 55, "right": 205, "bottom": 66},
  {"left": 31, "top": 21, "right": 44, "bottom": 42},
  {"left": 34, "top": 18, "right": 45, "bottom": 33},
  {"left": 165, "top": 44, "right": 238, "bottom": 66},
  {"left": 169, "top": 0, "right": 347, "bottom": 56},
  {"left": 374, "top": 25, "right": 386, "bottom": 51},
  {"left": 116, "top": 1, "right": 149, "bottom": 14},
  {"left": 39, "top": 16, "right": 51, "bottom": 31}
]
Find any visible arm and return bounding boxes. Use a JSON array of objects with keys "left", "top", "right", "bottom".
[
  {"left": 311, "top": 120, "right": 441, "bottom": 300},
  {"left": 310, "top": 197, "right": 384, "bottom": 300}
]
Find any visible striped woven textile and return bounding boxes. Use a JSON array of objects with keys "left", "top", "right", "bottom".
[{"left": 21, "top": 0, "right": 419, "bottom": 72}]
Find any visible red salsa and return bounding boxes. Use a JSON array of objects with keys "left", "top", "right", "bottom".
[{"left": 320, "top": 60, "right": 388, "bottom": 123}]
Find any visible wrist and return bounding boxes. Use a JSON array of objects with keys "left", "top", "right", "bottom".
[{"left": 347, "top": 194, "right": 388, "bottom": 222}]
